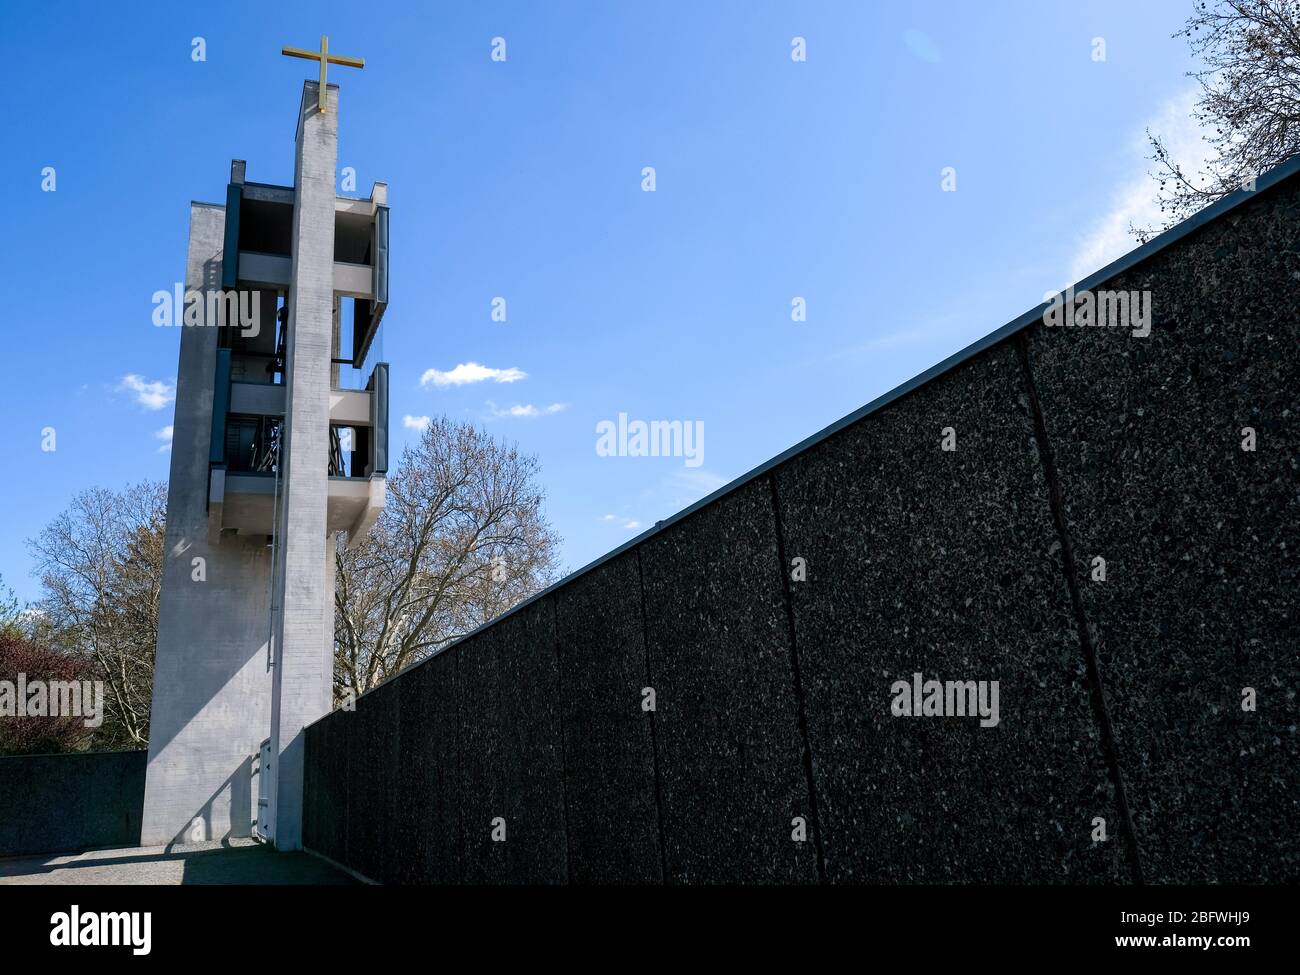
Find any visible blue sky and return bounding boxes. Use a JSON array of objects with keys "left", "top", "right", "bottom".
[{"left": 0, "top": 1, "right": 1207, "bottom": 602}]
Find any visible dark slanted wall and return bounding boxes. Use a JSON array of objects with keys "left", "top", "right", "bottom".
[{"left": 303, "top": 159, "right": 1300, "bottom": 884}]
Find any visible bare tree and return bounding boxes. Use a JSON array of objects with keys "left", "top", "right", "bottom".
[
  {"left": 27, "top": 482, "right": 166, "bottom": 749},
  {"left": 334, "top": 417, "right": 561, "bottom": 703},
  {"left": 1140, "top": 0, "right": 1300, "bottom": 239}
]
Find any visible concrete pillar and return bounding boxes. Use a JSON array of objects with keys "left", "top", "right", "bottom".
[{"left": 268, "top": 80, "right": 339, "bottom": 851}]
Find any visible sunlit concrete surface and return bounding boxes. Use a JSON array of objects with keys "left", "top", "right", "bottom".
[{"left": 0, "top": 839, "right": 356, "bottom": 885}]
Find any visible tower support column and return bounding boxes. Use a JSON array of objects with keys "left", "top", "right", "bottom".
[{"left": 268, "top": 80, "right": 339, "bottom": 851}]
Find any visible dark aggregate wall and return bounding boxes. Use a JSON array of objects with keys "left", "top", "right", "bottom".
[
  {"left": 304, "top": 172, "right": 1299, "bottom": 884},
  {"left": 639, "top": 479, "right": 819, "bottom": 884},
  {"left": 554, "top": 553, "right": 661, "bottom": 883},
  {"left": 1023, "top": 183, "right": 1300, "bottom": 883},
  {"left": 0, "top": 750, "right": 146, "bottom": 857},
  {"left": 456, "top": 599, "right": 567, "bottom": 884},
  {"left": 394, "top": 649, "right": 460, "bottom": 883},
  {"left": 774, "top": 343, "right": 1127, "bottom": 883}
]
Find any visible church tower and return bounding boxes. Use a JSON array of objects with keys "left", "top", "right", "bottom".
[{"left": 142, "top": 43, "right": 388, "bottom": 851}]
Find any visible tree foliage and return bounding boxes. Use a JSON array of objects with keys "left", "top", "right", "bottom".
[{"left": 0, "top": 628, "right": 98, "bottom": 755}]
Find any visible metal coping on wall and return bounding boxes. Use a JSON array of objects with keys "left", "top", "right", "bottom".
[{"left": 310, "top": 152, "right": 1300, "bottom": 720}]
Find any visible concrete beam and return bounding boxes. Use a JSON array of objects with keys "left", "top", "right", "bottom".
[{"left": 346, "top": 476, "right": 386, "bottom": 547}]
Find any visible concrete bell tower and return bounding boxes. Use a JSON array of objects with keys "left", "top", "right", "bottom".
[{"left": 142, "top": 46, "right": 389, "bottom": 851}]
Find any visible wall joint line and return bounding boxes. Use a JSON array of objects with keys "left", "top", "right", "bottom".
[
  {"left": 635, "top": 548, "right": 672, "bottom": 884},
  {"left": 1016, "top": 332, "right": 1146, "bottom": 884},
  {"left": 768, "top": 475, "right": 829, "bottom": 884}
]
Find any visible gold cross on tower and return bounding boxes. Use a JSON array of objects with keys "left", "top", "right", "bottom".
[{"left": 281, "top": 35, "right": 364, "bottom": 114}]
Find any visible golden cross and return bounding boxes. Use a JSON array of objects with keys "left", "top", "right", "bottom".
[{"left": 281, "top": 35, "right": 364, "bottom": 114}]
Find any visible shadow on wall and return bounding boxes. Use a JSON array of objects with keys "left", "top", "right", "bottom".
[{"left": 161, "top": 754, "right": 257, "bottom": 851}]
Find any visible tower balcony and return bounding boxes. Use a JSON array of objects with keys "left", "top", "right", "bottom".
[
  {"left": 222, "top": 172, "right": 389, "bottom": 372},
  {"left": 206, "top": 361, "right": 389, "bottom": 547}
]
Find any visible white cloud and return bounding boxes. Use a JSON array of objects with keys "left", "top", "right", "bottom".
[
  {"left": 403, "top": 414, "right": 431, "bottom": 431},
  {"left": 601, "top": 514, "right": 616, "bottom": 522},
  {"left": 421, "top": 362, "right": 527, "bottom": 387},
  {"left": 1067, "top": 88, "right": 1212, "bottom": 285},
  {"left": 624, "top": 520, "right": 641, "bottom": 530},
  {"left": 486, "top": 401, "right": 567, "bottom": 419},
  {"left": 155, "top": 424, "right": 173, "bottom": 452},
  {"left": 119, "top": 374, "right": 176, "bottom": 410}
]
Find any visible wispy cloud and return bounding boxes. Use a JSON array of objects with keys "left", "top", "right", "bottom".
[
  {"left": 666, "top": 468, "right": 728, "bottom": 497},
  {"left": 844, "top": 325, "right": 937, "bottom": 356},
  {"left": 902, "top": 28, "right": 942, "bottom": 64},
  {"left": 421, "top": 362, "right": 527, "bottom": 388},
  {"left": 155, "top": 425, "right": 173, "bottom": 452},
  {"left": 118, "top": 374, "right": 176, "bottom": 410},
  {"left": 403, "top": 414, "right": 431, "bottom": 431},
  {"left": 598, "top": 512, "right": 642, "bottom": 529},
  {"left": 486, "top": 401, "right": 567, "bottom": 419},
  {"left": 608, "top": 468, "right": 732, "bottom": 537},
  {"left": 1067, "top": 88, "right": 1211, "bottom": 285}
]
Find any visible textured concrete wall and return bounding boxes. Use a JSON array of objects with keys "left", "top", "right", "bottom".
[
  {"left": 640, "top": 480, "right": 819, "bottom": 883},
  {"left": 456, "top": 600, "right": 567, "bottom": 884},
  {"left": 1, "top": 751, "right": 146, "bottom": 857},
  {"left": 303, "top": 166, "right": 1299, "bottom": 884},
  {"left": 554, "top": 553, "right": 660, "bottom": 883},
  {"left": 141, "top": 203, "right": 273, "bottom": 847},
  {"left": 392, "top": 649, "right": 460, "bottom": 883},
  {"left": 774, "top": 344, "right": 1126, "bottom": 883},
  {"left": 1023, "top": 179, "right": 1300, "bottom": 883}
]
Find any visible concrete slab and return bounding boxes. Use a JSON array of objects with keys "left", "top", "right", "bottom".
[{"left": 0, "top": 839, "right": 356, "bottom": 885}]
